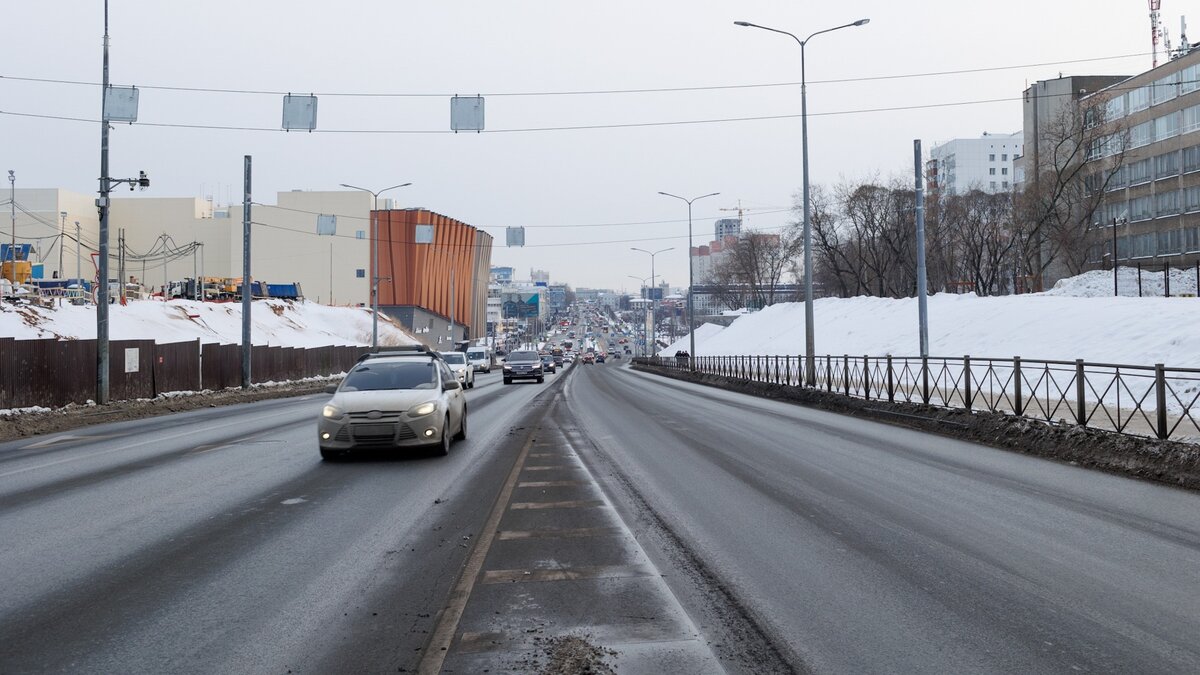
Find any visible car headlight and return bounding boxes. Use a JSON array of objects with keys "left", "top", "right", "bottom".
[
  {"left": 503, "top": 365, "right": 512, "bottom": 371},
  {"left": 409, "top": 401, "right": 437, "bottom": 417},
  {"left": 322, "top": 404, "right": 345, "bottom": 420}
]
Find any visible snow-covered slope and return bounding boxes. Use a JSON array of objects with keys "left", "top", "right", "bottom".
[
  {"left": 0, "top": 298, "right": 419, "bottom": 348},
  {"left": 679, "top": 273, "right": 1200, "bottom": 367}
]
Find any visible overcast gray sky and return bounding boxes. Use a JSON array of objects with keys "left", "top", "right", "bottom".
[{"left": 0, "top": 1, "right": 1167, "bottom": 290}]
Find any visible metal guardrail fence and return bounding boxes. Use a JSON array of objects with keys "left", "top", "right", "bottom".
[{"left": 637, "top": 354, "right": 1200, "bottom": 443}]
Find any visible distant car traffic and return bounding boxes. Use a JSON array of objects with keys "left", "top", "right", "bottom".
[
  {"left": 318, "top": 347, "right": 466, "bottom": 460},
  {"left": 439, "top": 351, "right": 475, "bottom": 389},
  {"left": 581, "top": 352, "right": 595, "bottom": 364},
  {"left": 466, "top": 347, "right": 492, "bottom": 373},
  {"left": 595, "top": 353, "right": 606, "bottom": 363},
  {"left": 504, "top": 350, "right": 545, "bottom": 384}
]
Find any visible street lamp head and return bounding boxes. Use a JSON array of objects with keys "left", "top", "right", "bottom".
[
  {"left": 733, "top": 21, "right": 752, "bottom": 27},
  {"left": 853, "top": 18, "right": 870, "bottom": 26}
]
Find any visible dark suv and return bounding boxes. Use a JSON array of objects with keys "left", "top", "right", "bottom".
[{"left": 503, "top": 350, "right": 544, "bottom": 384}]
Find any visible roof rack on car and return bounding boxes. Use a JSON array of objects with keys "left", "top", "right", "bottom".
[{"left": 356, "top": 345, "right": 436, "bottom": 363}]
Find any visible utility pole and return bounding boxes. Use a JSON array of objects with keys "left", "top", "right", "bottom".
[
  {"left": 241, "top": 155, "right": 252, "bottom": 388},
  {"left": 8, "top": 170, "right": 14, "bottom": 287},
  {"left": 914, "top": 139, "right": 929, "bottom": 357},
  {"left": 75, "top": 221, "right": 81, "bottom": 290},
  {"left": 59, "top": 211, "right": 67, "bottom": 280},
  {"left": 96, "top": 1, "right": 112, "bottom": 403}
]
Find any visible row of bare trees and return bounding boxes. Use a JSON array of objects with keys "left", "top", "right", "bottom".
[{"left": 703, "top": 91, "right": 1126, "bottom": 302}]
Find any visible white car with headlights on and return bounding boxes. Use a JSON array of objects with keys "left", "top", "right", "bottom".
[
  {"left": 439, "top": 351, "right": 475, "bottom": 388},
  {"left": 318, "top": 347, "right": 466, "bottom": 460}
]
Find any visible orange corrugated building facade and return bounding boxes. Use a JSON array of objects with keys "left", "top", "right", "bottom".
[{"left": 375, "top": 208, "right": 493, "bottom": 345}]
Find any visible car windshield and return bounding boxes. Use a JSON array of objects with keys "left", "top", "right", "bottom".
[
  {"left": 341, "top": 361, "right": 437, "bottom": 391},
  {"left": 440, "top": 352, "right": 466, "bottom": 365},
  {"left": 467, "top": 350, "right": 486, "bottom": 359},
  {"left": 508, "top": 351, "right": 539, "bottom": 363}
]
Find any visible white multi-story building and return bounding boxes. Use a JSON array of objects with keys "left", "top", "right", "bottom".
[{"left": 927, "top": 131, "right": 1022, "bottom": 195}]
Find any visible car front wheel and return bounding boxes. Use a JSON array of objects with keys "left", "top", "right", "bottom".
[
  {"left": 454, "top": 408, "right": 467, "bottom": 440},
  {"left": 436, "top": 419, "right": 451, "bottom": 456}
]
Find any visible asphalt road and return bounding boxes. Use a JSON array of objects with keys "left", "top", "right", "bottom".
[
  {"left": 2, "top": 358, "right": 1198, "bottom": 674},
  {"left": 0, "top": 368, "right": 562, "bottom": 673},
  {"left": 564, "top": 362, "right": 1200, "bottom": 674}
]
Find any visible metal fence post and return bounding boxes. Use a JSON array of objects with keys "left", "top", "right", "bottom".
[
  {"left": 826, "top": 355, "right": 833, "bottom": 392},
  {"left": 863, "top": 355, "right": 871, "bottom": 400},
  {"left": 921, "top": 356, "right": 930, "bottom": 404},
  {"left": 843, "top": 355, "right": 850, "bottom": 396},
  {"left": 886, "top": 355, "right": 895, "bottom": 402},
  {"left": 1013, "top": 356, "right": 1023, "bottom": 416},
  {"left": 1075, "top": 359, "right": 1087, "bottom": 426},
  {"left": 1155, "top": 363, "right": 1168, "bottom": 439},
  {"left": 963, "top": 355, "right": 972, "bottom": 410}
]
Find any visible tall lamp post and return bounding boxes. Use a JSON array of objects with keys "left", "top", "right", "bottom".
[
  {"left": 340, "top": 182, "right": 412, "bottom": 349},
  {"left": 630, "top": 247, "right": 673, "bottom": 356},
  {"left": 658, "top": 191, "right": 718, "bottom": 367},
  {"left": 735, "top": 17, "right": 869, "bottom": 386},
  {"left": 627, "top": 274, "right": 651, "bottom": 357}
]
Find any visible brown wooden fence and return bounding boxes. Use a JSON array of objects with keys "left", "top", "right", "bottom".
[{"left": 0, "top": 339, "right": 368, "bottom": 409}]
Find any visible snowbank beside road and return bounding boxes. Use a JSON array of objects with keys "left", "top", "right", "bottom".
[
  {"left": 680, "top": 291, "right": 1200, "bottom": 367},
  {"left": 0, "top": 298, "right": 419, "bottom": 348},
  {"left": 1044, "top": 266, "right": 1199, "bottom": 298}
]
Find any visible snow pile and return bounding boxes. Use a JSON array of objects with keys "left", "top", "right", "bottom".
[
  {"left": 683, "top": 291, "right": 1200, "bottom": 367},
  {"left": 0, "top": 298, "right": 419, "bottom": 348},
  {"left": 1044, "top": 266, "right": 1199, "bottom": 298},
  {"left": 660, "top": 323, "right": 727, "bottom": 357}
]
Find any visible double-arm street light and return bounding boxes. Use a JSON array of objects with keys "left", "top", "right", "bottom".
[
  {"left": 340, "top": 182, "right": 412, "bottom": 349},
  {"left": 734, "top": 17, "right": 869, "bottom": 386},
  {"left": 631, "top": 247, "right": 673, "bottom": 356},
  {"left": 627, "top": 274, "right": 652, "bottom": 357},
  {"left": 658, "top": 191, "right": 718, "bottom": 367}
]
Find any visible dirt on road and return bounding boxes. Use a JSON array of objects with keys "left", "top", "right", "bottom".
[{"left": 0, "top": 380, "right": 336, "bottom": 443}]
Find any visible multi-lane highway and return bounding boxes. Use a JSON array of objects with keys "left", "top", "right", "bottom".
[{"left": 2, "top": 359, "right": 1198, "bottom": 674}]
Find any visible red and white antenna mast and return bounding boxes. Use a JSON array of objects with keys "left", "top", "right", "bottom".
[{"left": 1150, "top": 0, "right": 1163, "bottom": 67}]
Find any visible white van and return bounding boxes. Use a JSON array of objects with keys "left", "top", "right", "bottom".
[{"left": 466, "top": 347, "right": 492, "bottom": 373}]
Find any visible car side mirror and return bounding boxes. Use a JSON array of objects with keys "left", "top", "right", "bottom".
[
  {"left": 324, "top": 384, "right": 338, "bottom": 394},
  {"left": 444, "top": 380, "right": 462, "bottom": 391}
]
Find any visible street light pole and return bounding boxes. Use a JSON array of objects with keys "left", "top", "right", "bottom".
[
  {"left": 658, "top": 191, "right": 718, "bottom": 368},
  {"left": 627, "top": 274, "right": 651, "bottom": 357},
  {"left": 341, "top": 182, "right": 412, "bottom": 349},
  {"left": 735, "top": 18, "right": 869, "bottom": 386},
  {"left": 630, "top": 247, "right": 673, "bottom": 356}
]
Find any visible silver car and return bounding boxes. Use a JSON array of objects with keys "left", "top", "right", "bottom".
[
  {"left": 318, "top": 351, "right": 466, "bottom": 460},
  {"left": 439, "top": 351, "right": 475, "bottom": 388}
]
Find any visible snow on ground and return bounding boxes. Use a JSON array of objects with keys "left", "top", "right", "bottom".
[
  {"left": 1043, "top": 266, "right": 1199, "bottom": 298},
  {"left": 660, "top": 323, "right": 727, "bottom": 357},
  {"left": 0, "top": 298, "right": 419, "bottom": 348},
  {"left": 678, "top": 273, "right": 1200, "bottom": 368}
]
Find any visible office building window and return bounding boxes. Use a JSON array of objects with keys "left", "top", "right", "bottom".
[
  {"left": 989, "top": 154, "right": 995, "bottom": 161},
  {"left": 1107, "top": 94, "right": 1127, "bottom": 120},
  {"left": 1185, "top": 145, "right": 1200, "bottom": 173},
  {"left": 1131, "top": 120, "right": 1154, "bottom": 148},
  {"left": 1132, "top": 232, "right": 1156, "bottom": 258},
  {"left": 1186, "top": 185, "right": 1200, "bottom": 212},
  {"left": 1002, "top": 181, "right": 1009, "bottom": 188},
  {"left": 1152, "top": 73, "right": 1179, "bottom": 105},
  {"left": 1130, "top": 195, "right": 1153, "bottom": 221},
  {"left": 355, "top": 230, "right": 366, "bottom": 239},
  {"left": 1002, "top": 153, "right": 1008, "bottom": 160},
  {"left": 1155, "top": 189, "right": 1180, "bottom": 216},
  {"left": 1116, "top": 235, "right": 1130, "bottom": 259},
  {"left": 1184, "top": 105, "right": 1200, "bottom": 134},
  {"left": 989, "top": 167, "right": 996, "bottom": 175},
  {"left": 1155, "top": 112, "right": 1180, "bottom": 141},
  {"left": 1128, "top": 85, "right": 1151, "bottom": 112},
  {"left": 1158, "top": 229, "right": 1183, "bottom": 255},
  {"left": 1001, "top": 167, "right": 1008, "bottom": 175},
  {"left": 1154, "top": 151, "right": 1179, "bottom": 178},
  {"left": 1183, "top": 64, "right": 1200, "bottom": 94},
  {"left": 990, "top": 181, "right": 997, "bottom": 189},
  {"left": 356, "top": 269, "right": 365, "bottom": 278},
  {"left": 1186, "top": 226, "right": 1200, "bottom": 252},
  {"left": 1107, "top": 165, "right": 1126, "bottom": 190},
  {"left": 1127, "top": 158, "right": 1153, "bottom": 185}
]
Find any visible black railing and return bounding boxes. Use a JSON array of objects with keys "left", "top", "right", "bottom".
[{"left": 635, "top": 354, "right": 1200, "bottom": 442}]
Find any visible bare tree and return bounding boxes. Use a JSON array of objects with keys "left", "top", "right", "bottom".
[
  {"left": 705, "top": 227, "right": 804, "bottom": 309},
  {"left": 1014, "top": 92, "right": 1128, "bottom": 288}
]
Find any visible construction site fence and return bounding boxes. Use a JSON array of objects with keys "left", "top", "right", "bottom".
[
  {"left": 0, "top": 338, "right": 369, "bottom": 410},
  {"left": 637, "top": 353, "right": 1200, "bottom": 443}
]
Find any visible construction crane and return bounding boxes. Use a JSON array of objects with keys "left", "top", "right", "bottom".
[{"left": 717, "top": 200, "right": 773, "bottom": 229}]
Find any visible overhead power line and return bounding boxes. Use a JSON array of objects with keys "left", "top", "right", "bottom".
[{"left": 0, "top": 51, "right": 1152, "bottom": 98}]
